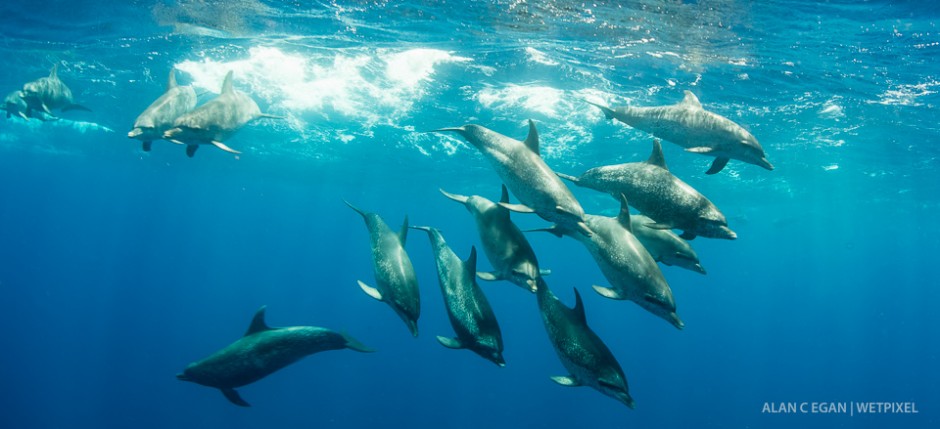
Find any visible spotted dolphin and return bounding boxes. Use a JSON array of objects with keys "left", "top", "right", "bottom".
[
  {"left": 346, "top": 201, "right": 420, "bottom": 337},
  {"left": 3, "top": 90, "right": 56, "bottom": 121},
  {"left": 128, "top": 69, "right": 197, "bottom": 152},
  {"left": 630, "top": 214, "right": 705, "bottom": 275},
  {"left": 440, "top": 185, "right": 549, "bottom": 293},
  {"left": 589, "top": 91, "right": 773, "bottom": 174},
  {"left": 537, "top": 281, "right": 635, "bottom": 409},
  {"left": 533, "top": 195, "right": 683, "bottom": 330},
  {"left": 412, "top": 226, "right": 505, "bottom": 367},
  {"left": 176, "top": 306, "right": 373, "bottom": 407},
  {"left": 557, "top": 140, "right": 736, "bottom": 240},
  {"left": 433, "top": 120, "right": 592, "bottom": 236},
  {"left": 163, "top": 70, "right": 282, "bottom": 157},
  {"left": 20, "top": 64, "right": 90, "bottom": 115}
]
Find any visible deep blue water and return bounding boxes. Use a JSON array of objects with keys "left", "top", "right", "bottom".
[{"left": 1, "top": 1, "right": 938, "bottom": 428}]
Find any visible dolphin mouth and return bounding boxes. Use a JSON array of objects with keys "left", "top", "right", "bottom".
[
  {"left": 759, "top": 157, "right": 775, "bottom": 171},
  {"left": 175, "top": 372, "right": 191, "bottom": 381},
  {"left": 692, "top": 263, "right": 707, "bottom": 275}
]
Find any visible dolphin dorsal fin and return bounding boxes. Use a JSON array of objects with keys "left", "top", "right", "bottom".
[
  {"left": 617, "top": 194, "right": 633, "bottom": 232},
  {"left": 465, "top": 246, "right": 478, "bottom": 273},
  {"left": 499, "top": 184, "right": 510, "bottom": 204},
  {"left": 167, "top": 69, "right": 178, "bottom": 90},
  {"left": 244, "top": 306, "right": 272, "bottom": 336},
  {"left": 49, "top": 64, "right": 59, "bottom": 78},
  {"left": 523, "top": 120, "right": 540, "bottom": 155},
  {"left": 646, "top": 140, "right": 668, "bottom": 170},
  {"left": 399, "top": 216, "right": 409, "bottom": 243},
  {"left": 680, "top": 90, "right": 702, "bottom": 109},
  {"left": 572, "top": 288, "right": 586, "bottom": 324},
  {"left": 221, "top": 71, "right": 235, "bottom": 95}
]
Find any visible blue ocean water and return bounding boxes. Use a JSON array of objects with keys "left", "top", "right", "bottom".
[{"left": 1, "top": 0, "right": 938, "bottom": 428}]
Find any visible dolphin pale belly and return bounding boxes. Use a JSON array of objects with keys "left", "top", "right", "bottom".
[
  {"left": 128, "top": 69, "right": 197, "bottom": 152},
  {"left": 558, "top": 140, "right": 736, "bottom": 240},
  {"left": 176, "top": 306, "right": 373, "bottom": 407},
  {"left": 433, "top": 120, "right": 592, "bottom": 237},
  {"left": 537, "top": 281, "right": 635, "bottom": 409},
  {"left": 440, "top": 185, "right": 549, "bottom": 293},
  {"left": 412, "top": 226, "right": 505, "bottom": 367},
  {"left": 346, "top": 201, "right": 421, "bottom": 337},
  {"left": 590, "top": 90, "right": 773, "bottom": 174}
]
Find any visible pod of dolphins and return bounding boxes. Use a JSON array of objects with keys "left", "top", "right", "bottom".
[{"left": 7, "top": 65, "right": 773, "bottom": 410}]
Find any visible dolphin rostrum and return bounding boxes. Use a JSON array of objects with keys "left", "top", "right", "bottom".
[
  {"left": 128, "top": 69, "right": 197, "bottom": 152},
  {"left": 589, "top": 90, "right": 773, "bottom": 174},
  {"left": 557, "top": 140, "right": 736, "bottom": 240},
  {"left": 532, "top": 194, "right": 684, "bottom": 330},
  {"left": 346, "top": 201, "right": 421, "bottom": 337},
  {"left": 433, "top": 120, "right": 592, "bottom": 237},
  {"left": 412, "top": 226, "right": 505, "bottom": 367},
  {"left": 163, "top": 70, "right": 282, "bottom": 157},
  {"left": 440, "top": 185, "right": 549, "bottom": 293},
  {"left": 537, "top": 281, "right": 635, "bottom": 409},
  {"left": 176, "top": 306, "right": 373, "bottom": 407}
]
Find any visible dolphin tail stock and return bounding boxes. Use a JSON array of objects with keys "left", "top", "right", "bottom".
[
  {"left": 220, "top": 388, "right": 250, "bottom": 407},
  {"left": 438, "top": 188, "right": 469, "bottom": 204},
  {"left": 341, "top": 331, "right": 375, "bottom": 353}
]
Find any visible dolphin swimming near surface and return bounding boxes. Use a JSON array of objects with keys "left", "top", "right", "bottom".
[
  {"left": 3, "top": 90, "right": 57, "bottom": 121},
  {"left": 589, "top": 90, "right": 773, "bottom": 174},
  {"left": 440, "top": 185, "right": 549, "bottom": 293},
  {"left": 346, "top": 201, "right": 421, "bottom": 337},
  {"left": 163, "top": 70, "right": 282, "bottom": 157},
  {"left": 536, "top": 281, "right": 636, "bottom": 409},
  {"left": 630, "top": 214, "right": 706, "bottom": 275},
  {"left": 176, "top": 306, "right": 373, "bottom": 407},
  {"left": 433, "top": 120, "right": 593, "bottom": 237},
  {"left": 411, "top": 226, "right": 505, "bottom": 367},
  {"left": 532, "top": 194, "right": 684, "bottom": 330},
  {"left": 557, "top": 140, "right": 736, "bottom": 240},
  {"left": 20, "top": 64, "right": 91, "bottom": 116},
  {"left": 128, "top": 69, "right": 197, "bottom": 152}
]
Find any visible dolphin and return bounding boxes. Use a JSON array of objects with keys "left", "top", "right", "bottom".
[
  {"left": 630, "top": 214, "right": 706, "bottom": 275},
  {"left": 128, "top": 69, "right": 197, "bottom": 152},
  {"left": 20, "top": 65, "right": 91, "bottom": 116},
  {"left": 440, "top": 185, "right": 549, "bottom": 293},
  {"left": 557, "top": 140, "right": 735, "bottom": 240},
  {"left": 163, "top": 70, "right": 282, "bottom": 157},
  {"left": 589, "top": 90, "right": 773, "bottom": 174},
  {"left": 176, "top": 306, "right": 373, "bottom": 407},
  {"left": 346, "top": 201, "right": 420, "bottom": 337},
  {"left": 537, "top": 281, "right": 635, "bottom": 409},
  {"left": 532, "top": 195, "right": 683, "bottom": 330},
  {"left": 411, "top": 226, "right": 505, "bottom": 367},
  {"left": 3, "top": 90, "right": 57, "bottom": 121},
  {"left": 433, "top": 120, "right": 593, "bottom": 237}
]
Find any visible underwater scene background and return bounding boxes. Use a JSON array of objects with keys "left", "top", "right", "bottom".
[{"left": 0, "top": 1, "right": 938, "bottom": 428}]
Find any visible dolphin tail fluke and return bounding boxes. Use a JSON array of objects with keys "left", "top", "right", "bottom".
[
  {"left": 436, "top": 336, "right": 464, "bottom": 349},
  {"left": 555, "top": 172, "right": 580, "bottom": 185},
  {"left": 585, "top": 101, "right": 615, "bottom": 120},
  {"left": 63, "top": 103, "right": 92, "bottom": 112},
  {"left": 221, "top": 388, "right": 250, "bottom": 407},
  {"left": 341, "top": 331, "right": 375, "bottom": 353},
  {"left": 142, "top": 141, "right": 152, "bottom": 152},
  {"left": 705, "top": 157, "right": 730, "bottom": 175},
  {"left": 439, "top": 188, "right": 469, "bottom": 204},
  {"left": 211, "top": 140, "right": 241, "bottom": 154},
  {"left": 476, "top": 271, "right": 502, "bottom": 282}
]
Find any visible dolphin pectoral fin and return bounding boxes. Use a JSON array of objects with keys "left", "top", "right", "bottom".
[
  {"left": 679, "top": 231, "right": 697, "bottom": 240},
  {"left": 436, "top": 336, "right": 464, "bottom": 349},
  {"left": 550, "top": 375, "right": 581, "bottom": 387},
  {"left": 592, "top": 285, "right": 623, "bottom": 300},
  {"left": 142, "top": 141, "right": 152, "bottom": 152},
  {"left": 439, "top": 188, "right": 469, "bottom": 204},
  {"left": 357, "top": 280, "right": 383, "bottom": 301},
  {"left": 575, "top": 221, "right": 593, "bottom": 237},
  {"left": 539, "top": 269, "right": 551, "bottom": 276},
  {"left": 221, "top": 388, "right": 250, "bottom": 407},
  {"left": 63, "top": 104, "right": 91, "bottom": 112},
  {"left": 705, "top": 157, "right": 730, "bottom": 175},
  {"left": 211, "top": 141, "right": 241, "bottom": 154},
  {"left": 685, "top": 146, "right": 716, "bottom": 154},
  {"left": 16, "top": 112, "right": 29, "bottom": 120},
  {"left": 498, "top": 202, "right": 535, "bottom": 213},
  {"left": 185, "top": 145, "right": 198, "bottom": 157},
  {"left": 40, "top": 103, "right": 51, "bottom": 114},
  {"left": 167, "top": 139, "right": 185, "bottom": 145},
  {"left": 476, "top": 271, "right": 501, "bottom": 281},
  {"left": 341, "top": 331, "right": 375, "bottom": 353}
]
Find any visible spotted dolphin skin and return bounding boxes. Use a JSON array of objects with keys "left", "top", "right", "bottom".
[
  {"left": 537, "top": 281, "right": 635, "bottom": 409},
  {"left": 440, "top": 185, "right": 549, "bottom": 293},
  {"left": 412, "top": 226, "right": 505, "bottom": 367},
  {"left": 20, "top": 64, "right": 90, "bottom": 115},
  {"left": 3, "top": 90, "right": 56, "bottom": 121},
  {"left": 558, "top": 140, "right": 736, "bottom": 240},
  {"left": 128, "top": 69, "right": 197, "bottom": 152},
  {"left": 163, "top": 70, "right": 282, "bottom": 157},
  {"left": 346, "top": 201, "right": 421, "bottom": 337},
  {"left": 630, "top": 214, "right": 705, "bottom": 275},
  {"left": 433, "top": 121, "right": 593, "bottom": 237},
  {"left": 176, "top": 306, "right": 373, "bottom": 407},
  {"left": 589, "top": 90, "right": 773, "bottom": 174}
]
